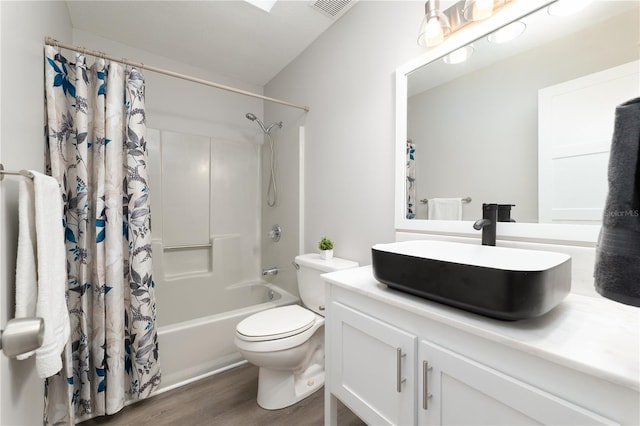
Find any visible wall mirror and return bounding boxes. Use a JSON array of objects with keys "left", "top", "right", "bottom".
[{"left": 395, "top": 0, "right": 639, "bottom": 244}]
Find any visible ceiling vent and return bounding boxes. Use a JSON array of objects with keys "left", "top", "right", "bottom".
[{"left": 309, "top": 0, "right": 356, "bottom": 19}]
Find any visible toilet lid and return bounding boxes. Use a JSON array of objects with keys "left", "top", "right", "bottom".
[{"left": 236, "top": 305, "right": 316, "bottom": 342}]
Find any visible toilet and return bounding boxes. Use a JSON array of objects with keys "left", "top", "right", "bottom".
[{"left": 234, "top": 253, "right": 358, "bottom": 410}]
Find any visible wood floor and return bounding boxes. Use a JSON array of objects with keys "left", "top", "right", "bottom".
[{"left": 82, "top": 364, "right": 366, "bottom": 426}]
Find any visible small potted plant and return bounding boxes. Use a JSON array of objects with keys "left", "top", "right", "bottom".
[{"left": 318, "top": 237, "right": 334, "bottom": 260}]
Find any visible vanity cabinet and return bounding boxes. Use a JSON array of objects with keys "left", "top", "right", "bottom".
[
  {"left": 324, "top": 267, "right": 639, "bottom": 426},
  {"left": 328, "top": 301, "right": 613, "bottom": 426},
  {"left": 328, "top": 302, "right": 417, "bottom": 425},
  {"left": 419, "top": 341, "right": 613, "bottom": 425}
]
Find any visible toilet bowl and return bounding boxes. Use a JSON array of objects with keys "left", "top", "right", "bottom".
[{"left": 235, "top": 253, "right": 358, "bottom": 410}]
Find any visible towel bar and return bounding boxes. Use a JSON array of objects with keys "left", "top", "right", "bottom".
[
  {"left": 0, "top": 164, "right": 35, "bottom": 181},
  {"left": 163, "top": 242, "right": 213, "bottom": 251},
  {"left": 420, "top": 196, "right": 472, "bottom": 204}
]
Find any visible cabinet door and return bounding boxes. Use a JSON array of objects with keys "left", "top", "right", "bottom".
[
  {"left": 329, "top": 302, "right": 417, "bottom": 425},
  {"left": 419, "top": 340, "right": 617, "bottom": 426}
]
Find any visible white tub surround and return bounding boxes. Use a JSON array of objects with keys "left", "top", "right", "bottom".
[{"left": 323, "top": 266, "right": 639, "bottom": 426}]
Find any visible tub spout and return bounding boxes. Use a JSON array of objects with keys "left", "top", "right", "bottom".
[{"left": 262, "top": 267, "right": 278, "bottom": 276}]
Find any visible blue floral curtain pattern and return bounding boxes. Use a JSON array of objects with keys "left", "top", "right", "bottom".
[
  {"left": 125, "top": 68, "right": 160, "bottom": 399},
  {"left": 43, "top": 45, "right": 160, "bottom": 424},
  {"left": 406, "top": 140, "right": 416, "bottom": 219}
]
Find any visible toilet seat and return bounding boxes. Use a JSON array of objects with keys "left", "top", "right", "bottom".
[{"left": 236, "top": 305, "right": 316, "bottom": 342}]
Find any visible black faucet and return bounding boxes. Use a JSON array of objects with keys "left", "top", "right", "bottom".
[
  {"left": 497, "top": 204, "right": 516, "bottom": 223},
  {"left": 473, "top": 203, "right": 498, "bottom": 246}
]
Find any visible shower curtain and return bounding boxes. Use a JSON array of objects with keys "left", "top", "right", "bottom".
[
  {"left": 406, "top": 140, "right": 416, "bottom": 219},
  {"left": 43, "top": 45, "right": 160, "bottom": 424}
]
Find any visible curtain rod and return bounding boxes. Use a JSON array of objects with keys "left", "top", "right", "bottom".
[{"left": 45, "top": 37, "right": 310, "bottom": 113}]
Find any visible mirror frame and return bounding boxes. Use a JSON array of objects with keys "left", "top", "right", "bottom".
[{"left": 395, "top": 0, "right": 600, "bottom": 246}]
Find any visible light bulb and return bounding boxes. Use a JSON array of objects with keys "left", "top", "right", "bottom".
[
  {"left": 425, "top": 17, "right": 444, "bottom": 47},
  {"left": 472, "top": 0, "right": 494, "bottom": 21}
]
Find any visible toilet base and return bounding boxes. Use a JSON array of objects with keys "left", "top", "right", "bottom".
[{"left": 256, "top": 363, "right": 325, "bottom": 410}]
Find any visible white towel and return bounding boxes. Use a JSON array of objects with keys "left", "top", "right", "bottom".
[
  {"left": 427, "top": 198, "right": 463, "bottom": 220},
  {"left": 15, "top": 171, "right": 70, "bottom": 378}
]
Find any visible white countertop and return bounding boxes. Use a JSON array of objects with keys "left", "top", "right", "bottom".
[{"left": 323, "top": 265, "right": 640, "bottom": 392}]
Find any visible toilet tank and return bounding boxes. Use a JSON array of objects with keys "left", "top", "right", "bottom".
[{"left": 294, "top": 254, "right": 359, "bottom": 315}]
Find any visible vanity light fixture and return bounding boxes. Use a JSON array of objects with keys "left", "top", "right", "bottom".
[
  {"left": 443, "top": 44, "right": 475, "bottom": 64},
  {"left": 463, "top": 0, "right": 503, "bottom": 22},
  {"left": 417, "top": 0, "right": 452, "bottom": 47},
  {"left": 487, "top": 20, "right": 526, "bottom": 43},
  {"left": 418, "top": 0, "right": 516, "bottom": 48}
]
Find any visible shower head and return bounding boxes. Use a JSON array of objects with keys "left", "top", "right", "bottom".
[
  {"left": 265, "top": 121, "right": 283, "bottom": 133},
  {"left": 245, "top": 112, "right": 282, "bottom": 208},
  {"left": 245, "top": 112, "right": 282, "bottom": 134}
]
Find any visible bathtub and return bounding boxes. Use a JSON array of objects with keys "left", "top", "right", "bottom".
[{"left": 156, "top": 280, "right": 299, "bottom": 392}]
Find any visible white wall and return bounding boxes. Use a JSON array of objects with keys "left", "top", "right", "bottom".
[
  {"left": 0, "top": 2, "right": 72, "bottom": 424},
  {"left": 265, "top": 1, "right": 425, "bottom": 267}
]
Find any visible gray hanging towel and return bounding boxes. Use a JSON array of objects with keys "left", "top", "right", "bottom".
[{"left": 594, "top": 97, "right": 640, "bottom": 307}]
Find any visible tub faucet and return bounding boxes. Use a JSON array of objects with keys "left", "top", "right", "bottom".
[
  {"left": 473, "top": 203, "right": 498, "bottom": 246},
  {"left": 262, "top": 267, "right": 278, "bottom": 276}
]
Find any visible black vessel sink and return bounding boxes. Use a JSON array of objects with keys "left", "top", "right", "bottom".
[{"left": 371, "top": 240, "right": 571, "bottom": 321}]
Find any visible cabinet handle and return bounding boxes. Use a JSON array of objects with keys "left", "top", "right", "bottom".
[
  {"left": 396, "top": 347, "right": 407, "bottom": 392},
  {"left": 423, "top": 361, "right": 432, "bottom": 410}
]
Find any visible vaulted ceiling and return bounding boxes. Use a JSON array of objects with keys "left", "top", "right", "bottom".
[{"left": 65, "top": 0, "right": 357, "bottom": 87}]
